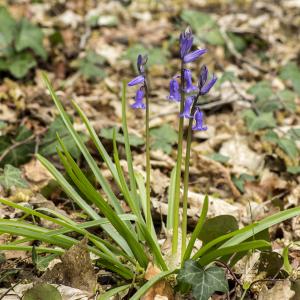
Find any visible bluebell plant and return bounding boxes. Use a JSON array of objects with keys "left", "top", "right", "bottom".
[
  {"left": 166, "top": 26, "right": 217, "bottom": 257},
  {"left": 127, "top": 26, "right": 218, "bottom": 259}
]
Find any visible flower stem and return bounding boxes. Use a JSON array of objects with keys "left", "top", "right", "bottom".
[
  {"left": 144, "top": 82, "right": 151, "bottom": 232},
  {"left": 172, "top": 62, "right": 185, "bottom": 255},
  {"left": 181, "top": 103, "right": 197, "bottom": 260}
]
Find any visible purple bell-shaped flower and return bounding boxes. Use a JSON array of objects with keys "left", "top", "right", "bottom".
[
  {"left": 184, "top": 69, "right": 197, "bottom": 93},
  {"left": 179, "top": 96, "right": 194, "bottom": 118},
  {"left": 131, "top": 87, "right": 146, "bottom": 109},
  {"left": 168, "top": 78, "right": 181, "bottom": 102},
  {"left": 198, "top": 65, "right": 217, "bottom": 95},
  {"left": 192, "top": 108, "right": 207, "bottom": 131}
]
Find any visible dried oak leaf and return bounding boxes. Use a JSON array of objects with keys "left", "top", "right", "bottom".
[{"left": 42, "top": 238, "right": 97, "bottom": 292}]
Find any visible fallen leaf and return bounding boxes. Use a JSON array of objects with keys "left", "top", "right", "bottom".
[
  {"left": 23, "top": 159, "right": 52, "bottom": 184},
  {"left": 219, "top": 135, "right": 264, "bottom": 173},
  {"left": 42, "top": 238, "right": 97, "bottom": 292},
  {"left": 141, "top": 263, "right": 174, "bottom": 300},
  {"left": 258, "top": 280, "right": 295, "bottom": 300}
]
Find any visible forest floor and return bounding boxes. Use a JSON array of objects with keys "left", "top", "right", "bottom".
[{"left": 0, "top": 0, "right": 300, "bottom": 299}]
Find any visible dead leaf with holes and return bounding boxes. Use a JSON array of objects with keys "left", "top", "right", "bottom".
[{"left": 41, "top": 238, "right": 97, "bottom": 292}]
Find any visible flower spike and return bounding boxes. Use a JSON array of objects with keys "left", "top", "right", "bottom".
[
  {"left": 184, "top": 69, "right": 197, "bottom": 94},
  {"left": 192, "top": 108, "right": 208, "bottom": 131},
  {"left": 183, "top": 49, "right": 207, "bottom": 64},
  {"left": 131, "top": 87, "right": 146, "bottom": 109},
  {"left": 179, "top": 96, "right": 194, "bottom": 118}
]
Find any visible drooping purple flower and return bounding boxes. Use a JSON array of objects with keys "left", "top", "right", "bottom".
[
  {"left": 199, "top": 74, "right": 217, "bottom": 95},
  {"left": 137, "top": 54, "right": 148, "bottom": 74},
  {"left": 198, "top": 65, "right": 208, "bottom": 90},
  {"left": 128, "top": 75, "right": 145, "bottom": 86},
  {"left": 184, "top": 69, "right": 197, "bottom": 93},
  {"left": 180, "top": 27, "right": 193, "bottom": 59},
  {"left": 131, "top": 88, "right": 146, "bottom": 109},
  {"left": 192, "top": 108, "right": 207, "bottom": 131},
  {"left": 179, "top": 96, "right": 194, "bottom": 118},
  {"left": 168, "top": 77, "right": 181, "bottom": 102},
  {"left": 183, "top": 49, "right": 207, "bottom": 64}
]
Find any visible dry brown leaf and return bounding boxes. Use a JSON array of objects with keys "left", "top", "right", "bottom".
[
  {"left": 219, "top": 135, "right": 264, "bottom": 174},
  {"left": 141, "top": 263, "right": 174, "bottom": 300},
  {"left": 42, "top": 238, "right": 97, "bottom": 292},
  {"left": 0, "top": 283, "right": 92, "bottom": 300},
  {"left": 195, "top": 154, "right": 241, "bottom": 198},
  {"left": 257, "top": 280, "right": 295, "bottom": 300},
  {"left": 23, "top": 159, "right": 52, "bottom": 184}
]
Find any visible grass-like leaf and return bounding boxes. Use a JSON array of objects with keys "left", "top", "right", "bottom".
[
  {"left": 198, "top": 240, "right": 270, "bottom": 265},
  {"left": 56, "top": 145, "right": 148, "bottom": 267},
  {"left": 43, "top": 74, "right": 122, "bottom": 214},
  {"left": 222, "top": 206, "right": 300, "bottom": 248},
  {"left": 183, "top": 195, "right": 209, "bottom": 262},
  {"left": 167, "top": 167, "right": 176, "bottom": 230},
  {"left": 97, "top": 284, "right": 131, "bottom": 300},
  {"left": 130, "top": 269, "right": 176, "bottom": 300}
]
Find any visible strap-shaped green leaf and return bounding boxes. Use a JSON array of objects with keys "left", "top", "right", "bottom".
[
  {"left": 183, "top": 195, "right": 209, "bottom": 262},
  {"left": 198, "top": 240, "right": 270, "bottom": 265},
  {"left": 43, "top": 74, "right": 122, "bottom": 215}
]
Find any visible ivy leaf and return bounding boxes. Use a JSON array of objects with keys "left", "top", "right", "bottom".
[
  {"left": 0, "top": 126, "right": 35, "bottom": 167},
  {"left": 243, "top": 110, "right": 276, "bottom": 131},
  {"left": 181, "top": 10, "right": 215, "bottom": 30},
  {"left": 181, "top": 10, "right": 224, "bottom": 46},
  {"left": 15, "top": 19, "right": 47, "bottom": 59},
  {"left": 227, "top": 32, "right": 247, "bottom": 52},
  {"left": 280, "top": 62, "right": 300, "bottom": 95},
  {"left": 0, "top": 6, "right": 17, "bottom": 49},
  {"left": 232, "top": 173, "right": 256, "bottom": 193},
  {"left": 277, "top": 90, "right": 296, "bottom": 112},
  {"left": 207, "top": 153, "right": 229, "bottom": 163},
  {"left": 23, "top": 283, "right": 62, "bottom": 300},
  {"left": 287, "top": 128, "right": 300, "bottom": 140},
  {"left": 40, "top": 116, "right": 87, "bottom": 158},
  {"left": 0, "top": 164, "right": 28, "bottom": 191},
  {"left": 73, "top": 51, "right": 106, "bottom": 80},
  {"left": 287, "top": 166, "right": 300, "bottom": 175},
  {"left": 99, "top": 127, "right": 144, "bottom": 147},
  {"left": 177, "top": 260, "right": 228, "bottom": 300},
  {"left": 248, "top": 81, "right": 273, "bottom": 102},
  {"left": 122, "top": 44, "right": 169, "bottom": 69},
  {"left": 150, "top": 124, "right": 178, "bottom": 154},
  {"left": 8, "top": 52, "right": 36, "bottom": 78},
  {"left": 277, "top": 138, "right": 298, "bottom": 161}
]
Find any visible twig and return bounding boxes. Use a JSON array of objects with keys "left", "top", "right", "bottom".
[
  {"left": 0, "top": 280, "right": 22, "bottom": 300},
  {"left": 215, "top": 260, "right": 243, "bottom": 287},
  {"left": 219, "top": 28, "right": 268, "bottom": 73},
  {"left": 0, "top": 128, "right": 47, "bottom": 164}
]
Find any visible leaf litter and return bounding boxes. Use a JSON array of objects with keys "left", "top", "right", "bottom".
[{"left": 0, "top": 0, "right": 300, "bottom": 299}]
